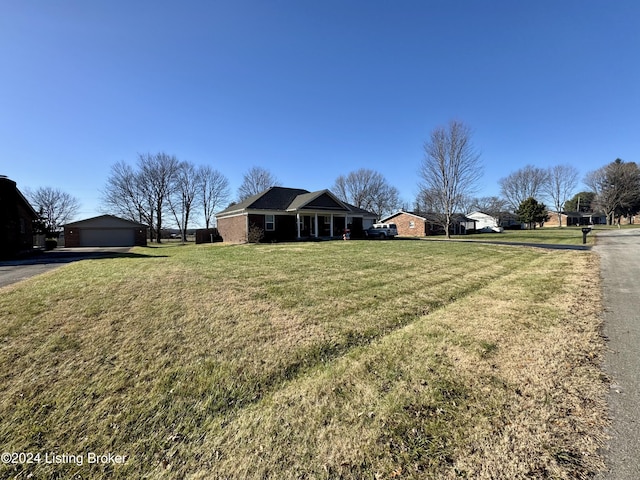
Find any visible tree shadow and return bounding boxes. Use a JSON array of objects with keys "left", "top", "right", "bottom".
[{"left": 0, "top": 248, "right": 167, "bottom": 267}]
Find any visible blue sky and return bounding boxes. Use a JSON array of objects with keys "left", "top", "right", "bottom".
[{"left": 1, "top": 0, "right": 638, "bottom": 224}]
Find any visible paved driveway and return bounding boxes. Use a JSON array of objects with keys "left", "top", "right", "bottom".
[
  {"left": 0, "top": 247, "right": 132, "bottom": 289},
  {"left": 594, "top": 229, "right": 640, "bottom": 479}
]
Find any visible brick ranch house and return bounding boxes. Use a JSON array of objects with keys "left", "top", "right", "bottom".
[
  {"left": 0, "top": 175, "right": 38, "bottom": 258},
  {"left": 380, "top": 211, "right": 431, "bottom": 236},
  {"left": 544, "top": 211, "right": 607, "bottom": 227},
  {"left": 381, "top": 210, "right": 477, "bottom": 236},
  {"left": 216, "top": 187, "right": 377, "bottom": 243}
]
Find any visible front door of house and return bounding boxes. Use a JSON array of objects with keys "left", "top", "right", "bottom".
[{"left": 300, "top": 215, "right": 315, "bottom": 237}]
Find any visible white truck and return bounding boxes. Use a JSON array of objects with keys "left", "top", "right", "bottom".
[{"left": 364, "top": 223, "right": 398, "bottom": 239}]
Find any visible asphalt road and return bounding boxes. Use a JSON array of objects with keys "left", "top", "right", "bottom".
[
  {"left": 0, "top": 247, "right": 132, "bottom": 289},
  {"left": 594, "top": 229, "right": 640, "bottom": 479}
]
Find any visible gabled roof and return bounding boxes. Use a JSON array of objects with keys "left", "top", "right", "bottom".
[
  {"left": 217, "top": 187, "right": 309, "bottom": 216},
  {"left": 216, "top": 186, "right": 376, "bottom": 217},
  {"left": 0, "top": 176, "right": 38, "bottom": 219},
  {"left": 467, "top": 211, "right": 494, "bottom": 218},
  {"left": 345, "top": 202, "right": 377, "bottom": 217},
  {"left": 286, "top": 189, "right": 350, "bottom": 212},
  {"left": 64, "top": 214, "right": 147, "bottom": 228},
  {"left": 451, "top": 213, "right": 476, "bottom": 222},
  {"left": 17, "top": 187, "right": 38, "bottom": 219},
  {"left": 467, "top": 211, "right": 500, "bottom": 223},
  {"left": 381, "top": 210, "right": 428, "bottom": 222}
]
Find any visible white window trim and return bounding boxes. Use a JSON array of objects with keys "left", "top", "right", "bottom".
[{"left": 265, "top": 214, "right": 275, "bottom": 231}]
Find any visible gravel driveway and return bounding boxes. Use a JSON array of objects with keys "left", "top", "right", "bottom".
[{"left": 594, "top": 228, "right": 640, "bottom": 479}]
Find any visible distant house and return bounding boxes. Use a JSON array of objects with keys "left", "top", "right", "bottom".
[
  {"left": 215, "top": 187, "right": 377, "bottom": 243},
  {"left": 381, "top": 210, "right": 476, "bottom": 236},
  {"left": 381, "top": 211, "right": 430, "bottom": 236},
  {"left": 0, "top": 176, "right": 38, "bottom": 258},
  {"left": 451, "top": 214, "right": 477, "bottom": 234},
  {"left": 64, "top": 215, "right": 147, "bottom": 247},
  {"left": 544, "top": 211, "right": 607, "bottom": 227},
  {"left": 467, "top": 211, "right": 501, "bottom": 232}
]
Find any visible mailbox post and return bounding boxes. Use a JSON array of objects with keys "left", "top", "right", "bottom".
[{"left": 581, "top": 227, "right": 592, "bottom": 244}]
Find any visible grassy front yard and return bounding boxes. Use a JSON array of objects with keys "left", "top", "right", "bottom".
[{"left": 0, "top": 240, "right": 606, "bottom": 478}]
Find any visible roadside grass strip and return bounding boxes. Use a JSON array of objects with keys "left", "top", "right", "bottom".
[{"left": 0, "top": 241, "right": 606, "bottom": 478}]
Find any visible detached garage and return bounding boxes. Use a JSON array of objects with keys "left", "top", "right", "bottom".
[{"left": 64, "top": 215, "right": 147, "bottom": 247}]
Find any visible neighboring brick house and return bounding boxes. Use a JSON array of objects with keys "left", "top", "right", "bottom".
[
  {"left": 382, "top": 210, "right": 477, "bottom": 236},
  {"left": 380, "top": 211, "right": 430, "bottom": 236},
  {"left": 215, "top": 187, "right": 377, "bottom": 243},
  {"left": 544, "top": 211, "right": 607, "bottom": 227},
  {"left": 0, "top": 176, "right": 38, "bottom": 258}
]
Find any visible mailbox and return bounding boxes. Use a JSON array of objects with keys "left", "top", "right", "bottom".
[{"left": 581, "top": 227, "right": 592, "bottom": 244}]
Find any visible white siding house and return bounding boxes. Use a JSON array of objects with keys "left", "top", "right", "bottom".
[{"left": 467, "top": 211, "right": 502, "bottom": 232}]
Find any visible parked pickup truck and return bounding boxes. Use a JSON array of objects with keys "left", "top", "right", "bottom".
[{"left": 364, "top": 223, "right": 398, "bottom": 239}]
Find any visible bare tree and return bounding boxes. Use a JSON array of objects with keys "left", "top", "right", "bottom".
[
  {"left": 101, "top": 161, "right": 153, "bottom": 230},
  {"left": 419, "top": 120, "right": 483, "bottom": 239},
  {"left": 585, "top": 159, "right": 640, "bottom": 225},
  {"left": 168, "top": 161, "right": 199, "bottom": 242},
  {"left": 139, "top": 152, "right": 181, "bottom": 243},
  {"left": 26, "top": 187, "right": 80, "bottom": 233},
  {"left": 237, "top": 166, "right": 279, "bottom": 201},
  {"left": 333, "top": 168, "right": 399, "bottom": 218},
  {"left": 545, "top": 164, "right": 579, "bottom": 226},
  {"left": 198, "top": 165, "right": 230, "bottom": 229},
  {"left": 468, "top": 196, "right": 510, "bottom": 226},
  {"left": 370, "top": 183, "right": 400, "bottom": 219},
  {"left": 499, "top": 165, "right": 550, "bottom": 211}
]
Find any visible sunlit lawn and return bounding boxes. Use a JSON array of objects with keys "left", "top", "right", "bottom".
[
  {"left": 451, "top": 226, "right": 592, "bottom": 245},
  {"left": 0, "top": 240, "right": 607, "bottom": 478}
]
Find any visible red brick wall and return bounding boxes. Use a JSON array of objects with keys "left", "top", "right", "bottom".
[
  {"left": 217, "top": 215, "right": 247, "bottom": 243},
  {"left": 64, "top": 226, "right": 80, "bottom": 247},
  {"left": 389, "top": 212, "right": 427, "bottom": 236},
  {"left": 135, "top": 228, "right": 147, "bottom": 246}
]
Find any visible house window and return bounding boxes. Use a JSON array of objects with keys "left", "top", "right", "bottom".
[
  {"left": 409, "top": 220, "right": 415, "bottom": 229},
  {"left": 265, "top": 214, "right": 275, "bottom": 231}
]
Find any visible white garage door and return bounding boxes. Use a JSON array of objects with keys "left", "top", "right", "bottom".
[{"left": 79, "top": 229, "right": 135, "bottom": 247}]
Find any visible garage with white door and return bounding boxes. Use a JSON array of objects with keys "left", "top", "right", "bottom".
[{"left": 63, "top": 215, "right": 148, "bottom": 247}]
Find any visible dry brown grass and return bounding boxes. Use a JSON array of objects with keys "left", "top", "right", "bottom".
[
  {"left": 188, "top": 248, "right": 606, "bottom": 479},
  {"left": 0, "top": 241, "right": 607, "bottom": 479}
]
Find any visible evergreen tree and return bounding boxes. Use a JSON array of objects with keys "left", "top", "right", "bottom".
[{"left": 516, "top": 197, "right": 549, "bottom": 229}]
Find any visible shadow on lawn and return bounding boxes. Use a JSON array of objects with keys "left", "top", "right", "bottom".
[
  {"left": 0, "top": 248, "right": 167, "bottom": 267},
  {"left": 394, "top": 236, "right": 591, "bottom": 251}
]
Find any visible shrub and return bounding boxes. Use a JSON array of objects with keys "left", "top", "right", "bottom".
[
  {"left": 247, "top": 225, "right": 264, "bottom": 243},
  {"left": 45, "top": 239, "right": 58, "bottom": 250}
]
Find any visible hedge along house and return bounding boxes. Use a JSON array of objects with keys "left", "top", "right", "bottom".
[
  {"left": 216, "top": 186, "right": 377, "bottom": 243},
  {"left": 64, "top": 215, "right": 148, "bottom": 247},
  {"left": 0, "top": 176, "right": 38, "bottom": 258}
]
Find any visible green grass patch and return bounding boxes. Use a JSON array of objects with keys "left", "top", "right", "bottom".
[
  {"left": 0, "top": 240, "right": 607, "bottom": 478},
  {"left": 450, "top": 226, "right": 593, "bottom": 245},
  {"left": 448, "top": 223, "right": 640, "bottom": 245}
]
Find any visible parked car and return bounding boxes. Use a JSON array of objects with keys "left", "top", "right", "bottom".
[{"left": 364, "top": 223, "right": 398, "bottom": 239}]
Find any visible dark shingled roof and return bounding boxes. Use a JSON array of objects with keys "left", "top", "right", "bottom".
[
  {"left": 65, "top": 214, "right": 147, "bottom": 228},
  {"left": 216, "top": 186, "right": 377, "bottom": 218},
  {"left": 286, "top": 190, "right": 350, "bottom": 212},
  {"left": 216, "top": 187, "right": 309, "bottom": 216}
]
